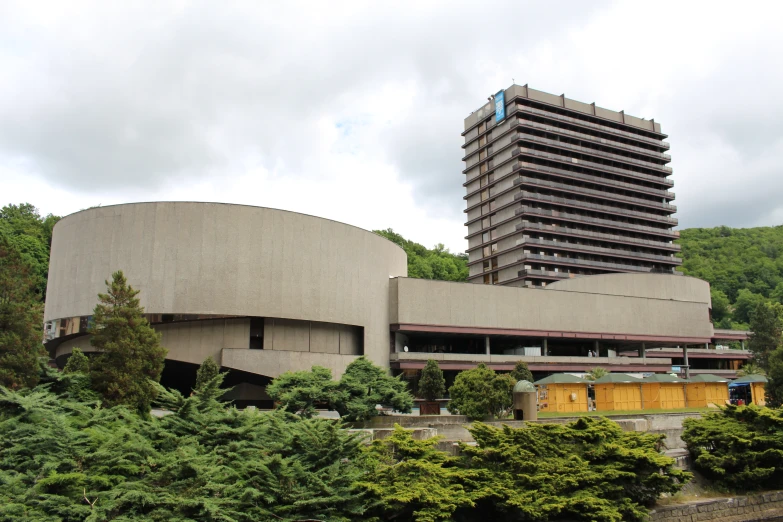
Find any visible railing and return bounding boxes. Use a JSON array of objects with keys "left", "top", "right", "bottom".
[
  {"left": 518, "top": 253, "right": 680, "bottom": 274},
  {"left": 513, "top": 176, "right": 677, "bottom": 211},
  {"left": 516, "top": 206, "right": 679, "bottom": 238},
  {"left": 518, "top": 118, "right": 672, "bottom": 160},
  {"left": 518, "top": 268, "right": 573, "bottom": 279},
  {"left": 517, "top": 237, "right": 682, "bottom": 264},
  {"left": 515, "top": 161, "right": 674, "bottom": 199},
  {"left": 517, "top": 105, "right": 670, "bottom": 148},
  {"left": 517, "top": 191, "right": 679, "bottom": 225},
  {"left": 518, "top": 133, "right": 673, "bottom": 173},
  {"left": 514, "top": 147, "right": 674, "bottom": 187},
  {"left": 516, "top": 221, "right": 681, "bottom": 251}
]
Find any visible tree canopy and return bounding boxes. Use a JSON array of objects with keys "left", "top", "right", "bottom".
[
  {"left": 510, "top": 360, "right": 534, "bottom": 383},
  {"left": 374, "top": 228, "right": 468, "bottom": 281},
  {"left": 417, "top": 359, "right": 446, "bottom": 401},
  {"left": 447, "top": 363, "right": 515, "bottom": 420}
]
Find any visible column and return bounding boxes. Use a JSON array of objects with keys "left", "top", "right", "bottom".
[
  {"left": 542, "top": 338, "right": 548, "bottom": 357},
  {"left": 640, "top": 342, "right": 646, "bottom": 361},
  {"left": 683, "top": 344, "right": 690, "bottom": 380},
  {"left": 485, "top": 336, "right": 490, "bottom": 356},
  {"left": 594, "top": 340, "right": 600, "bottom": 357}
]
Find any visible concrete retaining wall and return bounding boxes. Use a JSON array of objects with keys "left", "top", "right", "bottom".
[{"left": 650, "top": 491, "right": 783, "bottom": 521}]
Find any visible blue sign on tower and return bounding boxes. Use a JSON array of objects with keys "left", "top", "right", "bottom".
[{"left": 494, "top": 89, "right": 506, "bottom": 123}]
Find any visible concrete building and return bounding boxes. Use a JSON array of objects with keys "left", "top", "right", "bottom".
[
  {"left": 43, "top": 202, "right": 750, "bottom": 403},
  {"left": 463, "top": 85, "right": 680, "bottom": 287}
]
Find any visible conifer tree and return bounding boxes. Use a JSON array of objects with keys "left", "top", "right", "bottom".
[
  {"left": 0, "top": 235, "right": 45, "bottom": 390},
  {"left": 418, "top": 359, "right": 446, "bottom": 401},
  {"left": 194, "top": 355, "right": 220, "bottom": 393},
  {"left": 62, "top": 347, "right": 90, "bottom": 374},
  {"left": 267, "top": 366, "right": 338, "bottom": 418},
  {"left": 334, "top": 357, "right": 414, "bottom": 421},
  {"left": 510, "top": 360, "right": 534, "bottom": 383},
  {"left": 447, "top": 363, "right": 514, "bottom": 420},
  {"left": 88, "top": 271, "right": 167, "bottom": 414},
  {"left": 748, "top": 301, "right": 782, "bottom": 369}
]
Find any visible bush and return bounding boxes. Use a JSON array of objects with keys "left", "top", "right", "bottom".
[
  {"left": 683, "top": 406, "right": 783, "bottom": 491},
  {"left": 447, "top": 363, "right": 514, "bottom": 420}
]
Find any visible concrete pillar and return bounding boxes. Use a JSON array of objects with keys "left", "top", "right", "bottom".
[
  {"left": 641, "top": 342, "right": 646, "bottom": 361},
  {"left": 705, "top": 343, "right": 710, "bottom": 350},
  {"left": 683, "top": 344, "right": 690, "bottom": 380},
  {"left": 485, "top": 336, "right": 490, "bottom": 356},
  {"left": 594, "top": 340, "right": 600, "bottom": 357},
  {"left": 741, "top": 340, "right": 745, "bottom": 350},
  {"left": 542, "top": 338, "right": 548, "bottom": 357}
]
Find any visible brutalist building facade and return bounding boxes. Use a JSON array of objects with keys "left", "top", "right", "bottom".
[{"left": 463, "top": 84, "right": 680, "bottom": 287}]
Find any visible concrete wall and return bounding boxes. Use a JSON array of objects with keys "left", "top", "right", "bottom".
[
  {"left": 391, "top": 275, "right": 713, "bottom": 341},
  {"left": 45, "top": 202, "right": 408, "bottom": 374},
  {"left": 546, "top": 273, "right": 711, "bottom": 305}
]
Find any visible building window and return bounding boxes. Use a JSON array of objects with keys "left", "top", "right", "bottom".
[
  {"left": 492, "top": 257, "right": 499, "bottom": 269},
  {"left": 483, "top": 274, "right": 491, "bottom": 284},
  {"left": 483, "top": 260, "right": 490, "bottom": 272},
  {"left": 482, "top": 232, "right": 490, "bottom": 243},
  {"left": 491, "top": 243, "right": 498, "bottom": 253},
  {"left": 482, "top": 217, "right": 490, "bottom": 229},
  {"left": 481, "top": 189, "right": 489, "bottom": 201},
  {"left": 492, "top": 272, "right": 499, "bottom": 284},
  {"left": 480, "top": 163, "right": 488, "bottom": 174},
  {"left": 483, "top": 246, "right": 491, "bottom": 257},
  {"left": 479, "top": 121, "right": 487, "bottom": 133},
  {"left": 481, "top": 204, "right": 490, "bottom": 216}
]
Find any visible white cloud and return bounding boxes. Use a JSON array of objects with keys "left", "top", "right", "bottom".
[{"left": 2, "top": 0, "right": 783, "bottom": 253}]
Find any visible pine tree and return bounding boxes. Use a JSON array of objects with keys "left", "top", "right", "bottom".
[
  {"left": 748, "top": 302, "right": 782, "bottom": 369},
  {"left": 510, "top": 360, "right": 534, "bottom": 383},
  {"left": 267, "top": 366, "right": 339, "bottom": 418},
  {"left": 418, "top": 359, "right": 445, "bottom": 401},
  {"left": 88, "top": 271, "right": 167, "bottom": 414},
  {"left": 0, "top": 235, "right": 45, "bottom": 390},
  {"left": 194, "top": 355, "right": 220, "bottom": 393},
  {"left": 62, "top": 348, "right": 90, "bottom": 374}
]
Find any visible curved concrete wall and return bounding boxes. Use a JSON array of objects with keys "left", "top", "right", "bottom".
[
  {"left": 546, "top": 273, "right": 711, "bottom": 305},
  {"left": 45, "top": 202, "right": 408, "bottom": 374}
]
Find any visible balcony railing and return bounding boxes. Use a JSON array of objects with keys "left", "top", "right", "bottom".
[
  {"left": 518, "top": 253, "right": 681, "bottom": 274},
  {"left": 516, "top": 221, "right": 681, "bottom": 251},
  {"left": 517, "top": 237, "right": 682, "bottom": 264},
  {"left": 517, "top": 191, "right": 679, "bottom": 225},
  {"left": 518, "top": 132, "right": 673, "bottom": 174},
  {"left": 517, "top": 105, "right": 670, "bottom": 149},
  {"left": 513, "top": 176, "right": 677, "bottom": 212},
  {"left": 518, "top": 268, "right": 574, "bottom": 280},
  {"left": 518, "top": 118, "right": 672, "bottom": 161},
  {"left": 514, "top": 148, "right": 673, "bottom": 188},
  {"left": 517, "top": 206, "right": 679, "bottom": 238},
  {"left": 515, "top": 161, "right": 674, "bottom": 199}
]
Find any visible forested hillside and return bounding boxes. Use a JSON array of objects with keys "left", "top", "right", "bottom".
[
  {"left": 677, "top": 225, "right": 783, "bottom": 329},
  {"left": 373, "top": 228, "right": 469, "bottom": 282}
]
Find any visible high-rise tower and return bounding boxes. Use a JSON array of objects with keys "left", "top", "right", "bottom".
[{"left": 463, "top": 84, "right": 679, "bottom": 287}]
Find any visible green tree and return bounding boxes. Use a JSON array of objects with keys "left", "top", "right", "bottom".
[
  {"left": 0, "top": 235, "right": 45, "bottom": 390},
  {"left": 418, "top": 359, "right": 446, "bottom": 401},
  {"left": 193, "top": 355, "right": 220, "bottom": 393},
  {"left": 374, "top": 228, "right": 468, "bottom": 282},
  {"left": 447, "top": 363, "right": 514, "bottom": 420},
  {"left": 710, "top": 288, "right": 731, "bottom": 322},
  {"left": 747, "top": 301, "right": 782, "bottom": 369},
  {"left": 267, "top": 366, "right": 339, "bottom": 418},
  {"left": 62, "top": 348, "right": 90, "bottom": 374},
  {"left": 767, "top": 348, "right": 783, "bottom": 408},
  {"left": 683, "top": 406, "right": 783, "bottom": 491},
  {"left": 733, "top": 289, "right": 768, "bottom": 324},
  {"left": 736, "top": 361, "right": 765, "bottom": 377},
  {"left": 0, "top": 203, "right": 60, "bottom": 297},
  {"left": 585, "top": 367, "right": 609, "bottom": 381},
  {"left": 510, "top": 360, "right": 534, "bottom": 383},
  {"left": 334, "top": 357, "right": 414, "bottom": 422},
  {"left": 88, "top": 271, "right": 167, "bottom": 414}
]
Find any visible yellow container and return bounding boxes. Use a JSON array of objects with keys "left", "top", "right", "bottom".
[
  {"left": 535, "top": 374, "right": 590, "bottom": 413},
  {"left": 686, "top": 375, "right": 730, "bottom": 407},
  {"left": 593, "top": 374, "right": 644, "bottom": 411}
]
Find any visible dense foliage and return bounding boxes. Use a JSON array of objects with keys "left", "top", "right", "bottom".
[
  {"left": 683, "top": 406, "right": 783, "bottom": 491},
  {"left": 678, "top": 225, "right": 783, "bottom": 330},
  {"left": 267, "top": 357, "right": 414, "bottom": 421},
  {"left": 88, "top": 271, "right": 167, "bottom": 414},
  {"left": 194, "top": 356, "right": 220, "bottom": 393},
  {"left": 746, "top": 302, "right": 783, "bottom": 406},
  {"left": 62, "top": 347, "right": 90, "bottom": 375},
  {"left": 0, "top": 365, "right": 689, "bottom": 522},
  {"left": 363, "top": 418, "right": 689, "bottom": 522},
  {"left": 418, "top": 359, "right": 446, "bottom": 401},
  {"left": 447, "top": 363, "right": 515, "bottom": 420},
  {"left": 0, "top": 234, "right": 46, "bottom": 390},
  {"left": 374, "top": 228, "right": 468, "bottom": 281}
]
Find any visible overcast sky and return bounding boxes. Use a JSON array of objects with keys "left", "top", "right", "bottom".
[{"left": 2, "top": 0, "right": 783, "bottom": 252}]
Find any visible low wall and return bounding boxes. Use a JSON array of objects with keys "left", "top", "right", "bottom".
[{"left": 649, "top": 491, "right": 783, "bottom": 521}]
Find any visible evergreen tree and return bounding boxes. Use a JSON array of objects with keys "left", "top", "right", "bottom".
[
  {"left": 510, "top": 360, "right": 534, "bottom": 383},
  {"left": 88, "top": 271, "right": 167, "bottom": 414},
  {"left": 334, "top": 357, "right": 414, "bottom": 422},
  {"left": 0, "top": 235, "right": 45, "bottom": 390},
  {"left": 267, "top": 366, "right": 339, "bottom": 418},
  {"left": 62, "top": 348, "right": 90, "bottom": 374},
  {"left": 767, "top": 348, "right": 783, "bottom": 408},
  {"left": 748, "top": 301, "right": 782, "bottom": 369},
  {"left": 194, "top": 355, "right": 220, "bottom": 393},
  {"left": 447, "top": 363, "right": 514, "bottom": 420},
  {"left": 418, "top": 359, "right": 446, "bottom": 401}
]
